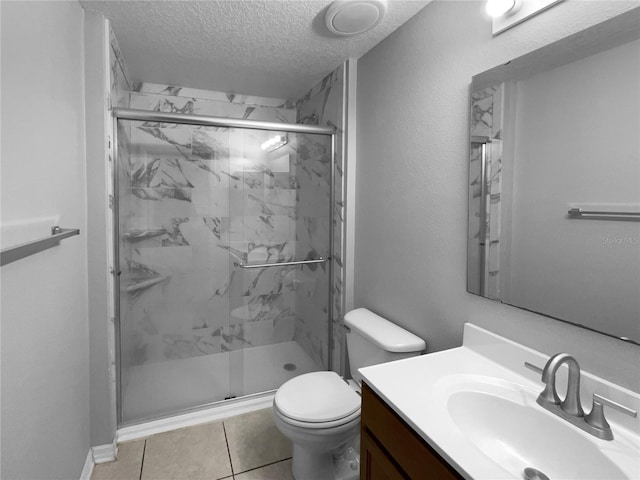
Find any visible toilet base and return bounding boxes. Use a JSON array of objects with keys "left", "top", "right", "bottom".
[
  {"left": 290, "top": 438, "right": 360, "bottom": 480},
  {"left": 334, "top": 445, "right": 360, "bottom": 480},
  {"left": 292, "top": 444, "right": 334, "bottom": 480}
]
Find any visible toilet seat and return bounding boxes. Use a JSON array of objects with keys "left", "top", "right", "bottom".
[
  {"left": 274, "top": 403, "right": 361, "bottom": 429},
  {"left": 274, "top": 371, "right": 361, "bottom": 429}
]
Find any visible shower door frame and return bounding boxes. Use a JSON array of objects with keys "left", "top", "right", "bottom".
[{"left": 112, "top": 108, "right": 336, "bottom": 426}]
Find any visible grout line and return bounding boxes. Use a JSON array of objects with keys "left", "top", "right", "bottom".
[
  {"left": 232, "top": 457, "right": 293, "bottom": 476},
  {"left": 138, "top": 440, "right": 147, "bottom": 480},
  {"left": 221, "top": 421, "right": 235, "bottom": 475}
]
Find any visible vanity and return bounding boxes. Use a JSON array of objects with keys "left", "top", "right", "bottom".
[
  {"left": 358, "top": 324, "right": 640, "bottom": 480},
  {"left": 360, "top": 382, "right": 462, "bottom": 479}
]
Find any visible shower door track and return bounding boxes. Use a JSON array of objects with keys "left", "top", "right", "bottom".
[
  {"left": 111, "top": 108, "right": 337, "bottom": 426},
  {"left": 113, "top": 108, "right": 335, "bottom": 135}
]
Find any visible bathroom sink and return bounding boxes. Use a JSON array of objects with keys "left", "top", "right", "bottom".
[
  {"left": 358, "top": 324, "right": 640, "bottom": 480},
  {"left": 443, "top": 377, "right": 633, "bottom": 479}
]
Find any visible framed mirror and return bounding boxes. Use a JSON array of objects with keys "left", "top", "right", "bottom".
[{"left": 467, "top": 8, "right": 640, "bottom": 344}]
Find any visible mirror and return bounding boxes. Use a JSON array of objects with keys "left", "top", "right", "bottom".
[{"left": 467, "top": 8, "right": 640, "bottom": 344}]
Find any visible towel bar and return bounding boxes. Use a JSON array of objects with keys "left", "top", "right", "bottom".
[
  {"left": 1, "top": 226, "right": 80, "bottom": 267},
  {"left": 568, "top": 208, "right": 640, "bottom": 222}
]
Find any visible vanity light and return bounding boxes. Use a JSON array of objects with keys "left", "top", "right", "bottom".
[{"left": 486, "top": 0, "right": 521, "bottom": 18}]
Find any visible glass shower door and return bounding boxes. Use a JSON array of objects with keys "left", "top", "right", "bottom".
[
  {"left": 228, "top": 128, "right": 332, "bottom": 398},
  {"left": 116, "top": 116, "right": 333, "bottom": 424},
  {"left": 117, "top": 119, "right": 235, "bottom": 424}
]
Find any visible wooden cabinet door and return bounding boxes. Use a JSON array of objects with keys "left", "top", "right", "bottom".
[
  {"left": 361, "top": 428, "right": 407, "bottom": 480},
  {"left": 360, "top": 382, "right": 463, "bottom": 480}
]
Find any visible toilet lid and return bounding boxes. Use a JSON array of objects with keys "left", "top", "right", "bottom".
[{"left": 275, "top": 371, "right": 361, "bottom": 423}]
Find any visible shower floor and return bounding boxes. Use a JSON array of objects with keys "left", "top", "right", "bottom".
[{"left": 121, "top": 340, "right": 322, "bottom": 424}]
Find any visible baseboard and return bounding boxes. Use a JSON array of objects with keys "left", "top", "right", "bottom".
[
  {"left": 79, "top": 450, "right": 94, "bottom": 480},
  {"left": 117, "top": 392, "right": 275, "bottom": 443},
  {"left": 91, "top": 442, "right": 118, "bottom": 464}
]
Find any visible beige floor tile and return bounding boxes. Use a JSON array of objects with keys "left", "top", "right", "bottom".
[
  {"left": 141, "top": 421, "right": 232, "bottom": 480},
  {"left": 234, "top": 459, "right": 293, "bottom": 480},
  {"left": 91, "top": 440, "right": 145, "bottom": 480},
  {"left": 224, "top": 408, "right": 292, "bottom": 474}
]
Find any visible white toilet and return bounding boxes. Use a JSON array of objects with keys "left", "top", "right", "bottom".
[{"left": 273, "top": 308, "right": 426, "bottom": 480}]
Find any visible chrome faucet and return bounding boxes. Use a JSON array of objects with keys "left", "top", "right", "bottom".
[
  {"left": 537, "top": 353, "right": 584, "bottom": 417},
  {"left": 526, "top": 354, "right": 638, "bottom": 441}
]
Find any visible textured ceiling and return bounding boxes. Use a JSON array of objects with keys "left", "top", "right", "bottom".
[{"left": 81, "top": 0, "right": 431, "bottom": 99}]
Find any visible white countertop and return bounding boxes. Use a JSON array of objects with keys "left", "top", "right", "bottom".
[{"left": 358, "top": 323, "right": 640, "bottom": 480}]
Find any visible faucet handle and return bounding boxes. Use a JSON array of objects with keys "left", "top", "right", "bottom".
[
  {"left": 584, "top": 394, "right": 637, "bottom": 441},
  {"left": 592, "top": 393, "right": 638, "bottom": 418},
  {"left": 585, "top": 398, "right": 611, "bottom": 430},
  {"left": 524, "top": 362, "right": 543, "bottom": 375},
  {"left": 585, "top": 396, "right": 613, "bottom": 440}
]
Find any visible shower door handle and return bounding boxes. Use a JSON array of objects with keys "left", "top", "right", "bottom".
[{"left": 236, "top": 257, "right": 327, "bottom": 269}]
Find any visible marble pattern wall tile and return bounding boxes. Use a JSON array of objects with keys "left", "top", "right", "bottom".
[
  {"left": 120, "top": 120, "right": 228, "bottom": 367},
  {"left": 118, "top": 89, "right": 304, "bottom": 369},
  {"left": 294, "top": 64, "right": 345, "bottom": 372},
  {"left": 109, "top": 24, "right": 131, "bottom": 108},
  {"left": 133, "top": 82, "right": 295, "bottom": 109},
  {"left": 129, "top": 86, "right": 296, "bottom": 124}
]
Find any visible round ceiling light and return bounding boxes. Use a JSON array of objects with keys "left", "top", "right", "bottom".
[{"left": 325, "top": 0, "right": 388, "bottom": 37}]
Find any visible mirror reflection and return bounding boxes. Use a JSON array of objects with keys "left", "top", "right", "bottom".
[{"left": 467, "top": 9, "right": 640, "bottom": 344}]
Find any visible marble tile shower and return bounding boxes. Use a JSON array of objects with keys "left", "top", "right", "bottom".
[{"left": 117, "top": 117, "right": 332, "bottom": 423}]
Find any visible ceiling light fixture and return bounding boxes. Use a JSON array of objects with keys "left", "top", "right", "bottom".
[
  {"left": 486, "top": 0, "right": 522, "bottom": 18},
  {"left": 325, "top": 0, "right": 387, "bottom": 37}
]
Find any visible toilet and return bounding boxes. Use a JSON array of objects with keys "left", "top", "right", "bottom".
[{"left": 273, "top": 308, "right": 426, "bottom": 480}]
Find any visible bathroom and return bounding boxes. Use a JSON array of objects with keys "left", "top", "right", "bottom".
[{"left": 1, "top": 0, "right": 639, "bottom": 479}]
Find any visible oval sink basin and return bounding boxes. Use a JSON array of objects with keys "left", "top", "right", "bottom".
[
  {"left": 448, "top": 390, "right": 628, "bottom": 479},
  {"left": 432, "top": 375, "right": 640, "bottom": 480}
]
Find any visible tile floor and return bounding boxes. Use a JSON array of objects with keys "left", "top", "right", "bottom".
[{"left": 91, "top": 408, "right": 294, "bottom": 480}]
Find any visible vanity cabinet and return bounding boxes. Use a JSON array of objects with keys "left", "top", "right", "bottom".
[{"left": 360, "top": 382, "right": 463, "bottom": 480}]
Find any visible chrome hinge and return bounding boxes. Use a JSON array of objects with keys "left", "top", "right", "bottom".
[
  {"left": 108, "top": 136, "right": 112, "bottom": 148},
  {"left": 109, "top": 194, "right": 113, "bottom": 209}
]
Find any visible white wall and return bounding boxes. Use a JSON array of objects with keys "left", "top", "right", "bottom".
[
  {"left": 508, "top": 39, "right": 640, "bottom": 340},
  {"left": 355, "top": 1, "right": 640, "bottom": 391},
  {"left": 1, "top": 1, "right": 90, "bottom": 478}
]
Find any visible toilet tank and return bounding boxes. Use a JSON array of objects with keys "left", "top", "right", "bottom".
[{"left": 344, "top": 308, "right": 426, "bottom": 384}]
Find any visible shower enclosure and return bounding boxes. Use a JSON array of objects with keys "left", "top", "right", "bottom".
[{"left": 113, "top": 109, "right": 334, "bottom": 425}]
